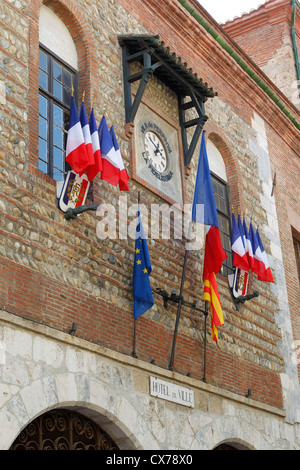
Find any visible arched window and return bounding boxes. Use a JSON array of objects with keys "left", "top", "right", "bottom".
[
  {"left": 9, "top": 408, "right": 119, "bottom": 450},
  {"left": 38, "top": 5, "right": 78, "bottom": 181},
  {"left": 207, "top": 139, "right": 233, "bottom": 276},
  {"left": 293, "top": 230, "right": 300, "bottom": 285}
]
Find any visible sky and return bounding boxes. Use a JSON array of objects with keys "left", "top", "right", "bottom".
[{"left": 198, "top": 0, "right": 266, "bottom": 23}]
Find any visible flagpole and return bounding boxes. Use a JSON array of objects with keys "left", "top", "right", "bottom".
[
  {"left": 132, "top": 317, "right": 137, "bottom": 358},
  {"left": 168, "top": 130, "right": 227, "bottom": 376},
  {"left": 169, "top": 221, "right": 192, "bottom": 371},
  {"left": 132, "top": 191, "right": 141, "bottom": 359},
  {"left": 203, "top": 301, "right": 208, "bottom": 382}
]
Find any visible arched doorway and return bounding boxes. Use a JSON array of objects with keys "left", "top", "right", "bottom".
[
  {"left": 213, "top": 441, "right": 251, "bottom": 450},
  {"left": 9, "top": 408, "right": 119, "bottom": 450}
]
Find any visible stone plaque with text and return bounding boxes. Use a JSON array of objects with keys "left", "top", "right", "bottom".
[{"left": 150, "top": 377, "right": 194, "bottom": 408}]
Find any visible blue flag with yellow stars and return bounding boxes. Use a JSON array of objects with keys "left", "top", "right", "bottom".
[{"left": 133, "top": 210, "right": 154, "bottom": 319}]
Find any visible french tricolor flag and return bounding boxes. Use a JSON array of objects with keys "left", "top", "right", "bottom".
[
  {"left": 65, "top": 96, "right": 90, "bottom": 176},
  {"left": 191, "top": 132, "right": 227, "bottom": 343},
  {"left": 98, "top": 116, "right": 129, "bottom": 191},
  {"left": 79, "top": 100, "right": 94, "bottom": 171},
  {"left": 109, "top": 126, "right": 129, "bottom": 191},
  {"left": 191, "top": 133, "right": 227, "bottom": 277},
  {"left": 243, "top": 219, "right": 254, "bottom": 271},
  {"left": 85, "top": 108, "right": 102, "bottom": 182},
  {"left": 231, "top": 214, "right": 249, "bottom": 271},
  {"left": 256, "top": 229, "right": 274, "bottom": 283},
  {"left": 249, "top": 222, "right": 261, "bottom": 275},
  {"left": 238, "top": 215, "right": 246, "bottom": 250}
]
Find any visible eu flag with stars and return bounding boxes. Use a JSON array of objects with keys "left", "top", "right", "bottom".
[{"left": 133, "top": 210, "right": 154, "bottom": 319}]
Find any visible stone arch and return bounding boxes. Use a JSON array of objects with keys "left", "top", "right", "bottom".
[
  {"left": 203, "top": 411, "right": 273, "bottom": 451},
  {"left": 28, "top": 0, "right": 98, "bottom": 179},
  {"left": 9, "top": 407, "right": 119, "bottom": 450},
  {"left": 213, "top": 439, "right": 255, "bottom": 450},
  {"left": 41, "top": 0, "right": 98, "bottom": 101},
  {"left": 204, "top": 122, "right": 245, "bottom": 215},
  {"left": 2, "top": 372, "right": 159, "bottom": 450},
  {"left": 39, "top": 5, "right": 78, "bottom": 70}
]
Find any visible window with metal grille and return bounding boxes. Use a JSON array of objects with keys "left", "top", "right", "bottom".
[
  {"left": 9, "top": 409, "right": 119, "bottom": 450},
  {"left": 293, "top": 236, "right": 300, "bottom": 284},
  {"left": 38, "top": 45, "right": 77, "bottom": 181},
  {"left": 211, "top": 173, "right": 233, "bottom": 276}
]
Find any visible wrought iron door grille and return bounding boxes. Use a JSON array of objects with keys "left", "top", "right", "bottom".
[{"left": 10, "top": 409, "right": 119, "bottom": 450}]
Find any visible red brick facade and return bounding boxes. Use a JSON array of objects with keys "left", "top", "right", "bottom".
[
  {"left": 1, "top": 0, "right": 299, "bottom": 419},
  {"left": 223, "top": 0, "right": 299, "bottom": 69},
  {"left": 223, "top": 0, "right": 300, "bottom": 388}
]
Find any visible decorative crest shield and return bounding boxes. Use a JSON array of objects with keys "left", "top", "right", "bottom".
[
  {"left": 231, "top": 267, "right": 249, "bottom": 298},
  {"left": 58, "top": 170, "right": 90, "bottom": 213}
]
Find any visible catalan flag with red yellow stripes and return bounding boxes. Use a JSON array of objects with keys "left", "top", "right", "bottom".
[
  {"left": 203, "top": 272, "right": 224, "bottom": 344},
  {"left": 191, "top": 133, "right": 227, "bottom": 344}
]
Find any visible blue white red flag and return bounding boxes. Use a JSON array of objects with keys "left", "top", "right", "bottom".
[
  {"left": 256, "top": 229, "right": 274, "bottom": 283},
  {"left": 243, "top": 219, "right": 254, "bottom": 271},
  {"left": 133, "top": 209, "right": 153, "bottom": 319},
  {"left": 191, "top": 132, "right": 227, "bottom": 343},
  {"left": 238, "top": 215, "right": 246, "bottom": 249},
  {"left": 79, "top": 101, "right": 94, "bottom": 172},
  {"left": 231, "top": 213, "right": 249, "bottom": 271},
  {"left": 85, "top": 108, "right": 102, "bottom": 182},
  {"left": 65, "top": 96, "right": 90, "bottom": 176},
  {"left": 249, "top": 222, "right": 261, "bottom": 275},
  {"left": 98, "top": 116, "right": 129, "bottom": 191},
  {"left": 191, "top": 133, "right": 227, "bottom": 277},
  {"left": 110, "top": 126, "right": 130, "bottom": 191}
]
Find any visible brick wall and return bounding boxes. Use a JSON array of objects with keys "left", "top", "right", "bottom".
[
  {"left": 222, "top": 0, "right": 300, "bottom": 106},
  {"left": 1, "top": 0, "right": 299, "bottom": 412},
  {"left": 0, "top": 254, "right": 283, "bottom": 408},
  {"left": 267, "top": 126, "right": 300, "bottom": 385}
]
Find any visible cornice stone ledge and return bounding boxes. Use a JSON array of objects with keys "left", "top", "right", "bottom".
[{"left": 0, "top": 308, "right": 286, "bottom": 419}]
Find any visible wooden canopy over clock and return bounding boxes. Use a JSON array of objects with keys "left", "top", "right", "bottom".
[{"left": 118, "top": 34, "right": 217, "bottom": 166}]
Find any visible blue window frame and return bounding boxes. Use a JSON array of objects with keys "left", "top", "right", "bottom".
[
  {"left": 211, "top": 173, "right": 233, "bottom": 275},
  {"left": 38, "top": 45, "right": 77, "bottom": 181}
]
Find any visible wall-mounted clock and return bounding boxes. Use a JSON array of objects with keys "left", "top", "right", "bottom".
[
  {"left": 134, "top": 103, "right": 184, "bottom": 205},
  {"left": 144, "top": 130, "right": 168, "bottom": 174}
]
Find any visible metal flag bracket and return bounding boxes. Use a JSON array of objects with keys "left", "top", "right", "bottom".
[
  {"left": 155, "top": 288, "right": 197, "bottom": 310},
  {"left": 232, "top": 290, "right": 259, "bottom": 311},
  {"left": 228, "top": 268, "right": 259, "bottom": 311},
  {"left": 155, "top": 286, "right": 209, "bottom": 380},
  {"left": 64, "top": 203, "right": 99, "bottom": 220}
]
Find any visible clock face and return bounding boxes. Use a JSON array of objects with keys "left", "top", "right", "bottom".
[
  {"left": 144, "top": 131, "right": 167, "bottom": 174},
  {"left": 134, "top": 103, "right": 183, "bottom": 205}
]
